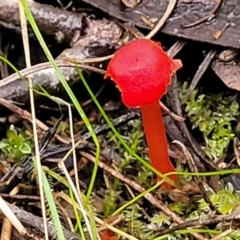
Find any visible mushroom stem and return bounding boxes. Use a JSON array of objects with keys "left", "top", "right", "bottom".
[{"left": 140, "top": 101, "right": 177, "bottom": 186}]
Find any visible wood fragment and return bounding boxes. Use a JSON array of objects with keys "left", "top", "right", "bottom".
[
  {"left": 81, "top": 0, "right": 240, "bottom": 48},
  {"left": 0, "top": 0, "right": 86, "bottom": 45},
  {"left": 213, "top": 23, "right": 230, "bottom": 39},
  {"left": 187, "top": 49, "right": 217, "bottom": 99},
  {"left": 181, "top": 0, "right": 223, "bottom": 28},
  {"left": 212, "top": 60, "right": 240, "bottom": 91}
]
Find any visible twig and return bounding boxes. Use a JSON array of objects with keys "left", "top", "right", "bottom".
[
  {"left": 182, "top": 0, "right": 223, "bottom": 28},
  {"left": 158, "top": 212, "right": 240, "bottom": 236},
  {"left": 187, "top": 49, "right": 217, "bottom": 99},
  {"left": 145, "top": 0, "right": 177, "bottom": 39},
  {"left": 0, "top": 61, "right": 105, "bottom": 87},
  {"left": 0, "top": 194, "right": 40, "bottom": 201},
  {"left": 160, "top": 99, "right": 184, "bottom": 122}
]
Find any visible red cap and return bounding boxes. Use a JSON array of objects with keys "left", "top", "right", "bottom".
[{"left": 104, "top": 39, "right": 182, "bottom": 107}]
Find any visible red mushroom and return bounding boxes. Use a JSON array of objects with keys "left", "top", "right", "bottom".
[{"left": 104, "top": 39, "right": 182, "bottom": 187}]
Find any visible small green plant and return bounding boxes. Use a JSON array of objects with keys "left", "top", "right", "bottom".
[
  {"left": 0, "top": 125, "right": 32, "bottom": 161},
  {"left": 122, "top": 205, "right": 157, "bottom": 240},
  {"left": 198, "top": 186, "right": 240, "bottom": 214},
  {"left": 180, "top": 82, "right": 239, "bottom": 160},
  {"left": 102, "top": 178, "right": 122, "bottom": 218}
]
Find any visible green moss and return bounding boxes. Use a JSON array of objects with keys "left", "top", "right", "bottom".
[{"left": 179, "top": 82, "right": 239, "bottom": 160}]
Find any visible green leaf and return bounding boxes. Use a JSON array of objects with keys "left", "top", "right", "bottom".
[
  {"left": 19, "top": 143, "right": 32, "bottom": 154},
  {"left": 41, "top": 167, "right": 66, "bottom": 240}
]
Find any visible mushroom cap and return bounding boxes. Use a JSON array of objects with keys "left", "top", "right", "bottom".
[{"left": 104, "top": 39, "right": 182, "bottom": 107}]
